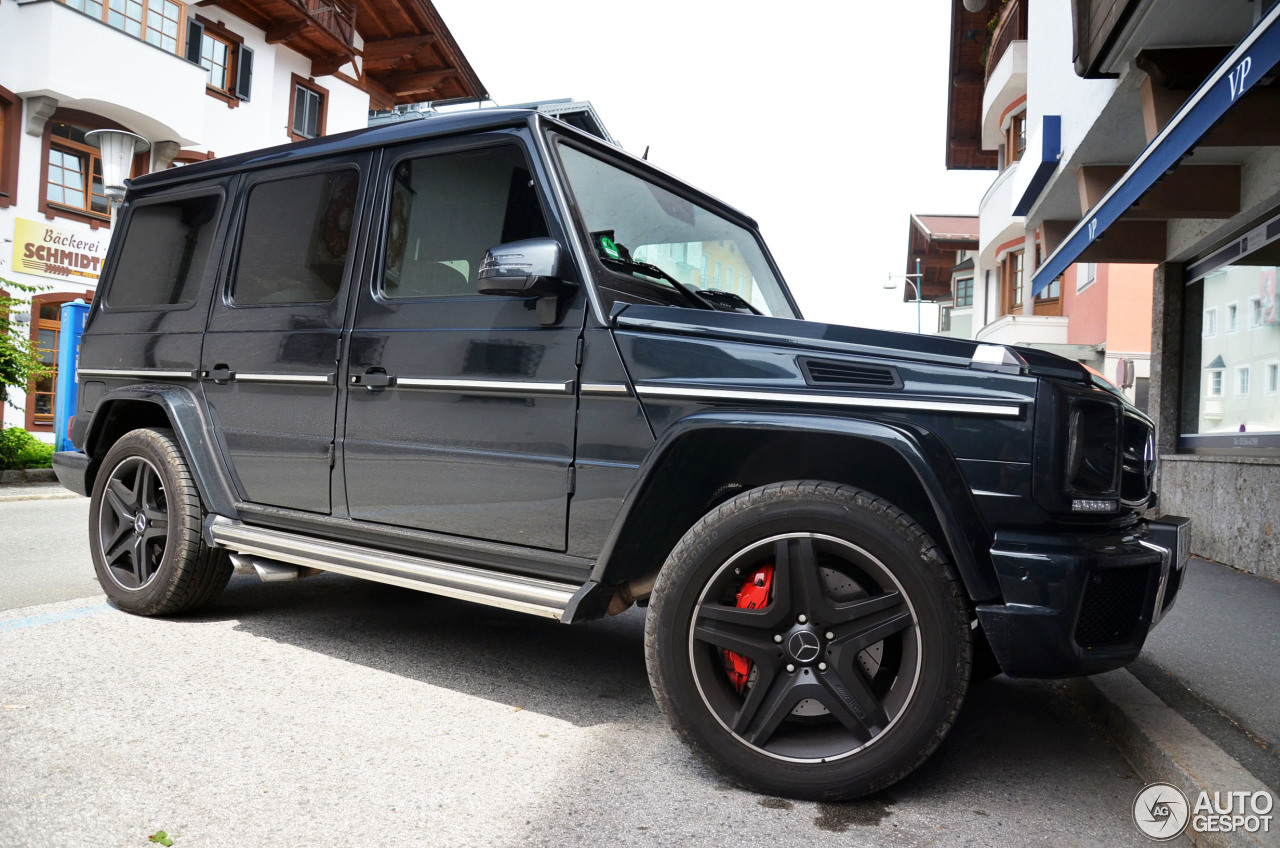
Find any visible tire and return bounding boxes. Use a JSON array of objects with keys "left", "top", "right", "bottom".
[
  {"left": 88, "top": 427, "right": 232, "bottom": 616},
  {"left": 645, "top": 481, "right": 971, "bottom": 800}
]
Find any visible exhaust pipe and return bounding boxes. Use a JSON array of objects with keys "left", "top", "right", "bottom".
[
  {"left": 607, "top": 573, "right": 658, "bottom": 616},
  {"left": 229, "top": 553, "right": 321, "bottom": 582}
]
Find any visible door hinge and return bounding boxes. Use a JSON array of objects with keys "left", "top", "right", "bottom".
[
  {"left": 327, "top": 442, "right": 335, "bottom": 468},
  {"left": 567, "top": 466, "right": 576, "bottom": 495},
  {"left": 575, "top": 336, "right": 584, "bottom": 367}
]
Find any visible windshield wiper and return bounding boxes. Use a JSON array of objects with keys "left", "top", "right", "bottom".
[{"left": 601, "top": 256, "right": 715, "bottom": 311}]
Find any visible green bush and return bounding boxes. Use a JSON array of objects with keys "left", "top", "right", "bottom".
[{"left": 0, "top": 427, "right": 53, "bottom": 470}]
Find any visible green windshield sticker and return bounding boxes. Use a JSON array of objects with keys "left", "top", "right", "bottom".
[{"left": 599, "top": 235, "right": 620, "bottom": 260}]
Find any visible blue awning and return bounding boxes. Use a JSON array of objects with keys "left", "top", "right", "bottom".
[
  {"left": 1012, "top": 115, "right": 1061, "bottom": 217},
  {"left": 1032, "top": 3, "right": 1280, "bottom": 295}
]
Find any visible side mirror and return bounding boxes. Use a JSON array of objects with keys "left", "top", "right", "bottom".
[{"left": 478, "top": 238, "right": 577, "bottom": 325}]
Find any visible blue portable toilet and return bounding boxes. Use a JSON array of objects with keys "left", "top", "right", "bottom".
[{"left": 54, "top": 299, "right": 90, "bottom": 452}]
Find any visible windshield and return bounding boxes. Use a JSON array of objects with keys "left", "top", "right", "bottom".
[{"left": 556, "top": 143, "right": 798, "bottom": 319}]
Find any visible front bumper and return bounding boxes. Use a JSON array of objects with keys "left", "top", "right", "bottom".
[
  {"left": 51, "top": 450, "right": 92, "bottom": 497},
  {"left": 976, "top": 515, "right": 1190, "bottom": 678}
]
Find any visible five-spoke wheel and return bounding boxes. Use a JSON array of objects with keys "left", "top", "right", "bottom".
[
  {"left": 89, "top": 428, "right": 232, "bottom": 615},
  {"left": 646, "top": 482, "right": 971, "bottom": 800}
]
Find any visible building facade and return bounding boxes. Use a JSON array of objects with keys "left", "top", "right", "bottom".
[
  {"left": 937, "top": 0, "right": 1154, "bottom": 410},
  {"left": 945, "top": 0, "right": 1280, "bottom": 577},
  {"left": 0, "top": 0, "right": 483, "bottom": 438}
]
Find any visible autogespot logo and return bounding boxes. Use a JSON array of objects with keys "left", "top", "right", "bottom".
[{"left": 1133, "top": 783, "right": 1190, "bottom": 841}]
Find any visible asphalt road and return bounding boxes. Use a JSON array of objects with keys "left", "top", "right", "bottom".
[{"left": 0, "top": 495, "right": 1182, "bottom": 847}]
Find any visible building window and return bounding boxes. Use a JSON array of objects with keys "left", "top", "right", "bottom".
[
  {"left": 714, "top": 261, "right": 722, "bottom": 286},
  {"left": 955, "top": 275, "right": 973, "bottom": 307},
  {"left": 62, "top": 0, "right": 187, "bottom": 55},
  {"left": 46, "top": 121, "right": 109, "bottom": 219},
  {"left": 1235, "top": 366, "right": 1251, "bottom": 398},
  {"left": 0, "top": 84, "right": 20, "bottom": 208},
  {"left": 1266, "top": 362, "right": 1279, "bottom": 396},
  {"left": 700, "top": 255, "right": 709, "bottom": 285},
  {"left": 1006, "top": 111, "right": 1026, "bottom": 165},
  {"left": 188, "top": 17, "right": 252, "bottom": 104},
  {"left": 1203, "top": 307, "right": 1217, "bottom": 337},
  {"left": 1001, "top": 249, "right": 1024, "bottom": 315},
  {"left": 289, "top": 76, "right": 327, "bottom": 141},
  {"left": 1207, "top": 369, "right": 1223, "bottom": 397},
  {"left": 1249, "top": 295, "right": 1263, "bottom": 328},
  {"left": 940, "top": 306, "right": 952, "bottom": 332},
  {"left": 201, "top": 32, "right": 233, "bottom": 93},
  {"left": 24, "top": 293, "right": 91, "bottom": 432},
  {"left": 1076, "top": 262, "right": 1097, "bottom": 292},
  {"left": 1226, "top": 302, "right": 1238, "bottom": 333}
]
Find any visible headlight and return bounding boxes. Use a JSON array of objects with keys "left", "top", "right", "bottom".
[{"left": 1066, "top": 398, "right": 1120, "bottom": 497}]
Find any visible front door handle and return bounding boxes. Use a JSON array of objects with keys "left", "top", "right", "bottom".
[
  {"left": 351, "top": 369, "right": 394, "bottom": 389},
  {"left": 204, "top": 365, "right": 235, "bottom": 383}
]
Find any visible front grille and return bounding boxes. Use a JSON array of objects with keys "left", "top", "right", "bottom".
[
  {"left": 1074, "top": 565, "right": 1150, "bottom": 649},
  {"left": 800, "top": 358, "right": 902, "bottom": 390},
  {"left": 1120, "top": 415, "right": 1155, "bottom": 504}
]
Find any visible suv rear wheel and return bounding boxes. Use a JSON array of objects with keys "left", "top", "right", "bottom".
[
  {"left": 89, "top": 427, "right": 232, "bottom": 615},
  {"left": 645, "top": 481, "right": 971, "bottom": 800}
]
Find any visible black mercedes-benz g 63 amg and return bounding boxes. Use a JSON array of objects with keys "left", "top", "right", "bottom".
[{"left": 52, "top": 108, "right": 1189, "bottom": 801}]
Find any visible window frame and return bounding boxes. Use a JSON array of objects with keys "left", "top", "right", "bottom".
[
  {"left": 954, "top": 275, "right": 973, "bottom": 308},
  {"left": 61, "top": 0, "right": 188, "bottom": 56},
  {"left": 39, "top": 110, "right": 147, "bottom": 229},
  {"left": 1207, "top": 368, "right": 1224, "bottom": 398},
  {"left": 1075, "top": 262, "right": 1097, "bottom": 293},
  {"left": 24, "top": 290, "right": 94, "bottom": 432},
  {"left": 195, "top": 16, "right": 242, "bottom": 106},
  {"left": 1249, "top": 295, "right": 1263, "bottom": 329},
  {"left": 1226, "top": 300, "right": 1239, "bottom": 333},
  {"left": 288, "top": 75, "right": 328, "bottom": 142},
  {"left": 1265, "top": 361, "right": 1280, "bottom": 397},
  {"left": 1005, "top": 110, "right": 1027, "bottom": 166},
  {"left": 1235, "top": 365, "right": 1251, "bottom": 398},
  {"left": 1001, "top": 249, "right": 1024, "bottom": 315},
  {"left": 1203, "top": 306, "right": 1218, "bottom": 338},
  {"left": 0, "top": 84, "right": 20, "bottom": 209}
]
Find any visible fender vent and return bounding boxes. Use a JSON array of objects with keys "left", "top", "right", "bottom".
[{"left": 799, "top": 358, "right": 903, "bottom": 390}]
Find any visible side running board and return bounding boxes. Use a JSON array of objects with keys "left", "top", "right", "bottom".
[{"left": 208, "top": 518, "right": 580, "bottom": 620}]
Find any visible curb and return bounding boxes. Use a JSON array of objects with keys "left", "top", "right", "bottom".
[
  {"left": 0, "top": 468, "right": 57, "bottom": 485},
  {"left": 1070, "top": 670, "right": 1279, "bottom": 848}
]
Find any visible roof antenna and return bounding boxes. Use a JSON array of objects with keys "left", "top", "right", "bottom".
[{"left": 642, "top": 145, "right": 650, "bottom": 160}]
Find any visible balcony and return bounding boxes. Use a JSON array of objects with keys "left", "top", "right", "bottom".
[
  {"left": 985, "top": 0, "right": 1028, "bottom": 85},
  {"left": 982, "top": 40, "right": 1027, "bottom": 151},
  {"left": 8, "top": 1, "right": 206, "bottom": 144},
  {"left": 206, "top": 0, "right": 358, "bottom": 75},
  {"left": 978, "top": 162, "right": 1025, "bottom": 267},
  {"left": 975, "top": 313, "right": 1069, "bottom": 347}
]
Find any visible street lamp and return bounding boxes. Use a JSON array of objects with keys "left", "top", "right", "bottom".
[
  {"left": 885, "top": 258, "right": 925, "bottom": 334},
  {"left": 84, "top": 129, "right": 150, "bottom": 227}
]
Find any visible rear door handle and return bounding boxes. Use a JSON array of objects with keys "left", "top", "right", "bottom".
[
  {"left": 351, "top": 369, "right": 394, "bottom": 389},
  {"left": 204, "top": 365, "right": 235, "bottom": 383}
]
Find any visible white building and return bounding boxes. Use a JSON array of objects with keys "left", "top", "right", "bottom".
[{"left": 0, "top": 0, "right": 483, "bottom": 438}]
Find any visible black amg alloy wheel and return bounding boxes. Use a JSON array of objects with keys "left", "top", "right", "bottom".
[
  {"left": 646, "top": 482, "right": 971, "bottom": 800},
  {"left": 89, "top": 428, "right": 231, "bottom": 615}
]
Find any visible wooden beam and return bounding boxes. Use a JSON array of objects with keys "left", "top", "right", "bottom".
[
  {"left": 1041, "top": 221, "right": 1074, "bottom": 257},
  {"left": 381, "top": 69, "right": 455, "bottom": 97},
  {"left": 1077, "top": 220, "right": 1168, "bottom": 263},
  {"left": 1078, "top": 164, "right": 1240, "bottom": 219},
  {"left": 362, "top": 34, "right": 436, "bottom": 62},
  {"left": 311, "top": 58, "right": 349, "bottom": 77},
  {"left": 265, "top": 21, "right": 307, "bottom": 44}
]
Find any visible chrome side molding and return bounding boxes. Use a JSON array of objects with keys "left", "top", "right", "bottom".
[{"left": 209, "top": 518, "right": 580, "bottom": 620}]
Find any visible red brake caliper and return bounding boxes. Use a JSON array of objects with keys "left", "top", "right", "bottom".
[{"left": 721, "top": 565, "right": 774, "bottom": 694}]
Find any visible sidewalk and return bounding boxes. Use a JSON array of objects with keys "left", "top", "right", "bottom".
[
  {"left": 0, "top": 472, "right": 80, "bottom": 502},
  {"left": 1071, "top": 557, "right": 1280, "bottom": 847}
]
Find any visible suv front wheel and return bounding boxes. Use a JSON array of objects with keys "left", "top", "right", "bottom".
[
  {"left": 89, "top": 427, "right": 232, "bottom": 615},
  {"left": 645, "top": 481, "right": 971, "bottom": 800}
]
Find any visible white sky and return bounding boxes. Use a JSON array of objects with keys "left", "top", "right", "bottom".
[{"left": 429, "top": 0, "right": 995, "bottom": 332}]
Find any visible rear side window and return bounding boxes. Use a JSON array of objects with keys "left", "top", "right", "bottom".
[
  {"left": 107, "top": 194, "right": 221, "bottom": 309},
  {"left": 233, "top": 169, "right": 359, "bottom": 305}
]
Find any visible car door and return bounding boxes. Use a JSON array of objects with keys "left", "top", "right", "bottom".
[
  {"left": 342, "top": 133, "right": 586, "bottom": 550},
  {"left": 200, "top": 154, "right": 372, "bottom": 514}
]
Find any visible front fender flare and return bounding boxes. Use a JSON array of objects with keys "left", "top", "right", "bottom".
[{"left": 588, "top": 411, "right": 999, "bottom": 603}]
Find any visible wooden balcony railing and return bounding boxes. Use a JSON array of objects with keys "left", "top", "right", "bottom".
[
  {"left": 985, "top": 0, "right": 1028, "bottom": 84},
  {"left": 294, "top": 0, "right": 356, "bottom": 48}
]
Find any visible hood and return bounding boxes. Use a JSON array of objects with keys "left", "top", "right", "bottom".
[{"left": 612, "top": 305, "right": 1094, "bottom": 383}]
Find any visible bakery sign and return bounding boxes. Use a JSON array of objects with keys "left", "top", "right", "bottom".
[{"left": 12, "top": 217, "right": 107, "bottom": 284}]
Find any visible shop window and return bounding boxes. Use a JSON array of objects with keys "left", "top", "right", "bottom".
[
  {"left": 0, "top": 85, "right": 20, "bottom": 208},
  {"left": 955, "top": 275, "right": 973, "bottom": 307},
  {"left": 61, "top": 0, "right": 187, "bottom": 55},
  {"left": 289, "top": 76, "right": 327, "bottom": 141},
  {"left": 25, "top": 293, "right": 92, "bottom": 432}
]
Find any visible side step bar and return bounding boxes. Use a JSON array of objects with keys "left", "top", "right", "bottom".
[{"left": 208, "top": 518, "right": 580, "bottom": 620}]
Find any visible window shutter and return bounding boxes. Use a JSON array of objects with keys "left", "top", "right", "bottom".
[
  {"left": 185, "top": 19, "right": 204, "bottom": 64},
  {"left": 236, "top": 45, "right": 254, "bottom": 101}
]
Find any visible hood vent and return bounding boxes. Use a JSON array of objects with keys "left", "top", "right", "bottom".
[{"left": 800, "top": 358, "right": 903, "bottom": 390}]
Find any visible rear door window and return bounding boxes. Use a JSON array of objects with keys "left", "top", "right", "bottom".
[{"left": 107, "top": 194, "right": 221, "bottom": 309}]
